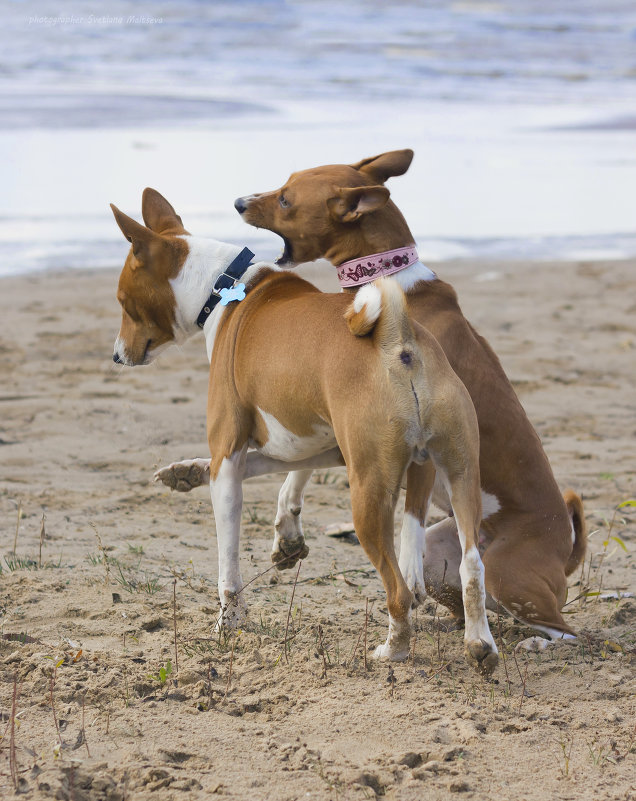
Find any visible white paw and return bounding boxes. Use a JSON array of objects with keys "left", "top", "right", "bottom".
[
  {"left": 373, "top": 641, "right": 410, "bottom": 662},
  {"left": 214, "top": 592, "right": 247, "bottom": 631},
  {"left": 373, "top": 615, "right": 412, "bottom": 662}
]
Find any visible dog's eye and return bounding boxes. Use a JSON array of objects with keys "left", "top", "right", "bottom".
[{"left": 279, "top": 195, "right": 290, "bottom": 209}]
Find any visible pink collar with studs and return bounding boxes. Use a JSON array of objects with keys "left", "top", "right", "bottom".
[{"left": 336, "top": 246, "right": 419, "bottom": 288}]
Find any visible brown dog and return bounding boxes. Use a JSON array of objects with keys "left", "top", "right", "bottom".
[
  {"left": 112, "top": 189, "right": 498, "bottom": 672},
  {"left": 228, "top": 150, "right": 586, "bottom": 641}
]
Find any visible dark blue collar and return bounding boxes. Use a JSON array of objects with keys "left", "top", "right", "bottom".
[{"left": 196, "top": 247, "right": 254, "bottom": 329}]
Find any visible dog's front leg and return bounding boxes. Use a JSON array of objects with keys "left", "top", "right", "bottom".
[
  {"left": 210, "top": 446, "right": 248, "bottom": 628},
  {"left": 271, "top": 470, "right": 313, "bottom": 569}
]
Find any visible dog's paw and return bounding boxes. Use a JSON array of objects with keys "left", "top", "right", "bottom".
[
  {"left": 407, "top": 578, "right": 427, "bottom": 609},
  {"left": 271, "top": 536, "right": 309, "bottom": 570},
  {"left": 464, "top": 637, "right": 498, "bottom": 676},
  {"left": 399, "top": 558, "right": 426, "bottom": 609},
  {"left": 373, "top": 641, "right": 410, "bottom": 662},
  {"left": 214, "top": 592, "right": 247, "bottom": 631},
  {"left": 154, "top": 459, "right": 210, "bottom": 492},
  {"left": 373, "top": 617, "right": 412, "bottom": 662}
]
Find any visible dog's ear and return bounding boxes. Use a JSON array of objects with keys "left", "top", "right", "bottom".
[
  {"left": 350, "top": 149, "right": 414, "bottom": 184},
  {"left": 110, "top": 204, "right": 161, "bottom": 267},
  {"left": 327, "top": 185, "right": 390, "bottom": 223},
  {"left": 142, "top": 188, "right": 189, "bottom": 235}
]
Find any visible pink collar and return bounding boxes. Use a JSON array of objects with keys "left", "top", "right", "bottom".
[{"left": 336, "top": 246, "right": 419, "bottom": 288}]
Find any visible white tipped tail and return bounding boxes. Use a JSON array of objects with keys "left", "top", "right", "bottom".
[{"left": 345, "top": 283, "right": 383, "bottom": 336}]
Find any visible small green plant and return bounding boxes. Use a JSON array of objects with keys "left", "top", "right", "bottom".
[
  {"left": 4, "top": 554, "right": 38, "bottom": 571},
  {"left": 148, "top": 660, "right": 172, "bottom": 686},
  {"left": 113, "top": 564, "right": 163, "bottom": 595},
  {"left": 556, "top": 735, "right": 574, "bottom": 777},
  {"left": 127, "top": 544, "right": 145, "bottom": 555},
  {"left": 3, "top": 553, "right": 63, "bottom": 572},
  {"left": 580, "top": 499, "right": 633, "bottom": 603},
  {"left": 243, "top": 506, "right": 269, "bottom": 525}
]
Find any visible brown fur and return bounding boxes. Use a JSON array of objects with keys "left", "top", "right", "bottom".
[
  {"left": 237, "top": 150, "right": 586, "bottom": 635},
  {"left": 111, "top": 193, "right": 493, "bottom": 667}
]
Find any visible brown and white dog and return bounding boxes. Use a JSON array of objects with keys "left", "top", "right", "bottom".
[
  {"left": 111, "top": 189, "right": 498, "bottom": 672},
  {"left": 228, "top": 149, "right": 587, "bottom": 642},
  {"left": 161, "top": 151, "right": 585, "bottom": 642}
]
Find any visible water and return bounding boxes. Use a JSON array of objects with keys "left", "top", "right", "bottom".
[{"left": 1, "top": 0, "right": 635, "bottom": 275}]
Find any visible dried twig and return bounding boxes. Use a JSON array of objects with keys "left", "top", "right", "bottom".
[
  {"left": 432, "top": 560, "right": 448, "bottom": 666},
  {"left": 496, "top": 599, "right": 511, "bottom": 696},
  {"left": 317, "top": 624, "right": 328, "bottom": 679},
  {"left": 387, "top": 666, "right": 396, "bottom": 698},
  {"left": 50, "top": 661, "right": 62, "bottom": 746},
  {"left": 172, "top": 579, "right": 179, "bottom": 673},
  {"left": 38, "top": 513, "right": 46, "bottom": 568},
  {"left": 511, "top": 645, "right": 524, "bottom": 683},
  {"left": 13, "top": 501, "right": 22, "bottom": 556},
  {"left": 346, "top": 626, "right": 365, "bottom": 669},
  {"left": 224, "top": 634, "right": 239, "bottom": 699},
  {"left": 9, "top": 672, "right": 18, "bottom": 791},
  {"left": 81, "top": 694, "right": 90, "bottom": 758},
  {"left": 423, "top": 661, "right": 452, "bottom": 683},
  {"left": 283, "top": 561, "right": 302, "bottom": 664},
  {"left": 364, "top": 598, "right": 369, "bottom": 672},
  {"left": 518, "top": 658, "right": 529, "bottom": 713}
]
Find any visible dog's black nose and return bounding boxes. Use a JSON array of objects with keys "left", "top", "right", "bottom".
[
  {"left": 113, "top": 353, "right": 122, "bottom": 364},
  {"left": 234, "top": 196, "right": 247, "bottom": 214}
]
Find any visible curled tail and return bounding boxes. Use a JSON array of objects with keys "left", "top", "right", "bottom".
[
  {"left": 563, "top": 489, "right": 586, "bottom": 576},
  {"left": 345, "top": 278, "right": 414, "bottom": 348}
]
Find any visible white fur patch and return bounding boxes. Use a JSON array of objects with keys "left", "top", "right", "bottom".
[
  {"left": 481, "top": 490, "right": 501, "bottom": 520},
  {"left": 353, "top": 283, "right": 382, "bottom": 325},
  {"left": 257, "top": 408, "right": 336, "bottom": 461},
  {"left": 390, "top": 260, "right": 437, "bottom": 292},
  {"left": 530, "top": 624, "right": 577, "bottom": 641},
  {"left": 398, "top": 511, "right": 427, "bottom": 603},
  {"left": 170, "top": 236, "right": 245, "bottom": 341}
]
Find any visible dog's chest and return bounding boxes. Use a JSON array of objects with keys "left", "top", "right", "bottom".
[{"left": 255, "top": 408, "right": 336, "bottom": 461}]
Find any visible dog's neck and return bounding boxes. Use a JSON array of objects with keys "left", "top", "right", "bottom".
[
  {"left": 322, "top": 201, "right": 436, "bottom": 292},
  {"left": 335, "top": 247, "right": 436, "bottom": 291},
  {"left": 170, "top": 236, "right": 271, "bottom": 361}
]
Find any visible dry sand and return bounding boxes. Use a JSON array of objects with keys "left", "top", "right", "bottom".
[{"left": 0, "top": 258, "right": 634, "bottom": 800}]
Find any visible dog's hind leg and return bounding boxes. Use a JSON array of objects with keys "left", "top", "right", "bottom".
[
  {"left": 399, "top": 461, "right": 436, "bottom": 608},
  {"left": 445, "top": 472, "right": 498, "bottom": 676},
  {"left": 347, "top": 469, "right": 414, "bottom": 662},
  {"left": 483, "top": 536, "right": 576, "bottom": 640},
  {"left": 272, "top": 470, "right": 312, "bottom": 569}
]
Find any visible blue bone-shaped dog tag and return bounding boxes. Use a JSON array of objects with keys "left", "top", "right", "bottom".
[{"left": 219, "top": 283, "right": 246, "bottom": 306}]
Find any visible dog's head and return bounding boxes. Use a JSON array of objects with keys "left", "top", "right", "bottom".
[
  {"left": 235, "top": 149, "right": 414, "bottom": 266},
  {"left": 111, "top": 189, "right": 189, "bottom": 366}
]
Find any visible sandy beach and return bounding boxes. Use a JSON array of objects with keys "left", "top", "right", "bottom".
[{"left": 0, "top": 257, "right": 634, "bottom": 800}]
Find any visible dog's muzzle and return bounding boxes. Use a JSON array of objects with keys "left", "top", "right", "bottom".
[{"left": 234, "top": 196, "right": 248, "bottom": 214}]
